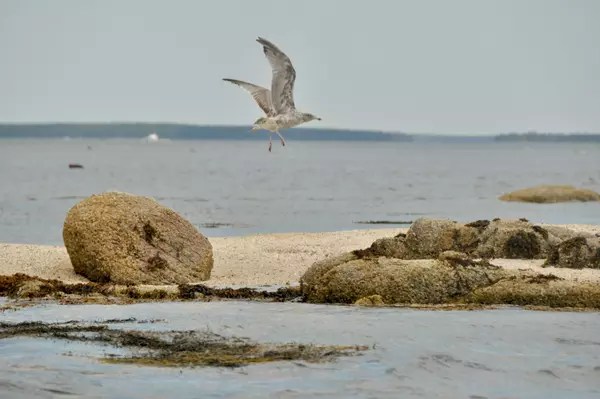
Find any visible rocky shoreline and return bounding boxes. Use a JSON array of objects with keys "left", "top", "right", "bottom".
[
  {"left": 1, "top": 192, "right": 599, "bottom": 311},
  {"left": 300, "top": 218, "right": 600, "bottom": 308}
]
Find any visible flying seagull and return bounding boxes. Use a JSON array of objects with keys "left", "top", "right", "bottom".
[{"left": 223, "top": 37, "right": 322, "bottom": 152}]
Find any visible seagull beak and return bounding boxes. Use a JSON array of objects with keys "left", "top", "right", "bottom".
[{"left": 250, "top": 126, "right": 259, "bottom": 131}]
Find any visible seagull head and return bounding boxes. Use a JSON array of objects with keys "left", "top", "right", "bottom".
[{"left": 251, "top": 117, "right": 267, "bottom": 131}]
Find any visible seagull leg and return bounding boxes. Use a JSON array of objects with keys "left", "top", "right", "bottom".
[
  {"left": 275, "top": 130, "right": 286, "bottom": 147},
  {"left": 268, "top": 133, "right": 272, "bottom": 152}
]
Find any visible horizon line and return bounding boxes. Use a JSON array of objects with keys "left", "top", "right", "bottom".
[{"left": 1, "top": 121, "right": 599, "bottom": 136}]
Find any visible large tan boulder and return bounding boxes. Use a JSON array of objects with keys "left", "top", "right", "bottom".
[
  {"left": 300, "top": 253, "right": 508, "bottom": 304},
  {"left": 498, "top": 185, "right": 600, "bottom": 203},
  {"left": 63, "top": 192, "right": 213, "bottom": 285}
]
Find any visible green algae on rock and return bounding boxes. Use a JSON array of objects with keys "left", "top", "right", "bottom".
[{"left": 63, "top": 191, "right": 213, "bottom": 285}]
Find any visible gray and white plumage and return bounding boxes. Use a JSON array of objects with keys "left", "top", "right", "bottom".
[
  {"left": 223, "top": 37, "right": 321, "bottom": 152},
  {"left": 256, "top": 37, "right": 297, "bottom": 115},
  {"left": 221, "top": 78, "right": 276, "bottom": 117}
]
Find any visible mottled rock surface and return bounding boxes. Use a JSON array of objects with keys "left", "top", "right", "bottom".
[
  {"left": 352, "top": 217, "right": 569, "bottom": 260},
  {"left": 475, "top": 219, "right": 561, "bottom": 259},
  {"left": 545, "top": 236, "right": 600, "bottom": 269},
  {"left": 300, "top": 253, "right": 508, "bottom": 304},
  {"left": 63, "top": 192, "right": 213, "bottom": 285},
  {"left": 300, "top": 217, "right": 600, "bottom": 306},
  {"left": 354, "top": 295, "right": 385, "bottom": 307}
]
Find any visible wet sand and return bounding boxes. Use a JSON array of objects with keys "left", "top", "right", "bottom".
[{"left": 1, "top": 224, "right": 600, "bottom": 286}]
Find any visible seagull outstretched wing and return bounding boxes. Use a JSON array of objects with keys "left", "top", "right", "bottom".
[
  {"left": 256, "top": 37, "right": 297, "bottom": 115},
  {"left": 222, "top": 78, "right": 276, "bottom": 116}
]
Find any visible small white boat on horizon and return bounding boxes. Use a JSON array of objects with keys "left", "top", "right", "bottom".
[{"left": 146, "top": 132, "right": 159, "bottom": 142}]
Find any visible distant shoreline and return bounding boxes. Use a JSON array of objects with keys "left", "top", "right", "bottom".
[
  {"left": 0, "top": 123, "right": 413, "bottom": 142},
  {"left": 1, "top": 123, "right": 599, "bottom": 142}
]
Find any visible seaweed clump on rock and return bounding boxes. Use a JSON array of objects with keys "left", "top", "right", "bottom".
[
  {"left": 0, "top": 273, "right": 303, "bottom": 304},
  {"left": 0, "top": 320, "right": 368, "bottom": 368},
  {"left": 544, "top": 236, "right": 600, "bottom": 269}
]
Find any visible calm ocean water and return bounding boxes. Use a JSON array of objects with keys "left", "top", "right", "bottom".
[
  {"left": 0, "top": 138, "right": 599, "bottom": 245},
  {"left": 2, "top": 300, "right": 600, "bottom": 399},
  {"left": 1, "top": 138, "right": 600, "bottom": 398}
]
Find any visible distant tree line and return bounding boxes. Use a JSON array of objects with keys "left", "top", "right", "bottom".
[
  {"left": 0, "top": 123, "right": 414, "bottom": 142},
  {"left": 495, "top": 132, "right": 600, "bottom": 142}
]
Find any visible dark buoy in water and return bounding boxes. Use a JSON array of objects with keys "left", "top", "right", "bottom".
[{"left": 69, "top": 163, "right": 84, "bottom": 169}]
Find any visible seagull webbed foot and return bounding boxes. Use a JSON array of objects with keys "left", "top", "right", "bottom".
[{"left": 275, "top": 131, "right": 286, "bottom": 147}]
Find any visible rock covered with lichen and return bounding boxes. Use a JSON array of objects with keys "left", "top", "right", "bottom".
[
  {"left": 354, "top": 217, "right": 569, "bottom": 261},
  {"left": 300, "top": 252, "right": 510, "bottom": 304},
  {"left": 63, "top": 191, "right": 213, "bottom": 285},
  {"left": 300, "top": 217, "right": 600, "bottom": 307}
]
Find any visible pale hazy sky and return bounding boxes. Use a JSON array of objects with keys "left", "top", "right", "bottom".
[{"left": 1, "top": 0, "right": 599, "bottom": 134}]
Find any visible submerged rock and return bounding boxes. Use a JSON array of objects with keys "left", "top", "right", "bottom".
[
  {"left": 498, "top": 185, "right": 600, "bottom": 203},
  {"left": 63, "top": 191, "right": 213, "bottom": 285},
  {"left": 0, "top": 320, "right": 368, "bottom": 368}
]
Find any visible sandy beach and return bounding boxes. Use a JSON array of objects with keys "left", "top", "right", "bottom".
[{"left": 2, "top": 224, "right": 600, "bottom": 287}]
